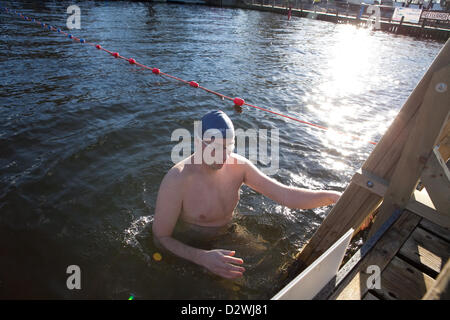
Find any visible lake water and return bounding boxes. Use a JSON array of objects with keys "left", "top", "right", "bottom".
[{"left": 0, "top": 0, "right": 443, "bottom": 299}]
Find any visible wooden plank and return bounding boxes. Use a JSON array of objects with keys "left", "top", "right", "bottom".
[
  {"left": 369, "top": 65, "right": 450, "bottom": 239},
  {"left": 398, "top": 226, "right": 450, "bottom": 277},
  {"left": 407, "top": 197, "right": 450, "bottom": 229},
  {"left": 351, "top": 169, "right": 389, "bottom": 197},
  {"left": 423, "top": 259, "right": 450, "bottom": 300},
  {"left": 437, "top": 120, "right": 450, "bottom": 162},
  {"left": 296, "top": 110, "right": 419, "bottom": 268},
  {"left": 330, "top": 210, "right": 421, "bottom": 300},
  {"left": 439, "top": 143, "right": 450, "bottom": 163},
  {"left": 294, "top": 183, "right": 380, "bottom": 265},
  {"left": 295, "top": 187, "right": 383, "bottom": 267},
  {"left": 348, "top": 171, "right": 441, "bottom": 234},
  {"left": 412, "top": 188, "right": 436, "bottom": 209},
  {"left": 374, "top": 256, "right": 435, "bottom": 300},
  {"left": 420, "top": 148, "right": 450, "bottom": 214},
  {"left": 438, "top": 119, "right": 449, "bottom": 144},
  {"left": 293, "top": 40, "right": 450, "bottom": 271},
  {"left": 315, "top": 209, "right": 403, "bottom": 300},
  {"left": 363, "top": 40, "right": 450, "bottom": 174},
  {"left": 362, "top": 292, "right": 380, "bottom": 300},
  {"left": 298, "top": 93, "right": 420, "bottom": 259},
  {"left": 419, "top": 218, "right": 450, "bottom": 242},
  {"left": 366, "top": 107, "right": 420, "bottom": 180}
]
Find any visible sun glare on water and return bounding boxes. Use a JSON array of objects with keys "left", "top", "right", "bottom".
[{"left": 314, "top": 25, "right": 383, "bottom": 150}]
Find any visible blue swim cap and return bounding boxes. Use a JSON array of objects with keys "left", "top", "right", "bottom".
[{"left": 200, "top": 110, "right": 235, "bottom": 140}]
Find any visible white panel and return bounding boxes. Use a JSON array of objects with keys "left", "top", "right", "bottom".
[{"left": 272, "top": 228, "right": 354, "bottom": 300}]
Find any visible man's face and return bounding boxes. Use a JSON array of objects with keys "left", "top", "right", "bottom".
[{"left": 201, "top": 137, "right": 235, "bottom": 170}]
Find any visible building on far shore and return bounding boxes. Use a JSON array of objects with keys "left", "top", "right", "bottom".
[{"left": 342, "top": 0, "right": 447, "bottom": 11}]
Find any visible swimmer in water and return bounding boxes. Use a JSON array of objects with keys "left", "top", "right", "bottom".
[{"left": 152, "top": 110, "right": 341, "bottom": 279}]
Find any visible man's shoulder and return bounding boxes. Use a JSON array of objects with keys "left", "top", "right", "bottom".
[
  {"left": 229, "top": 153, "right": 250, "bottom": 165},
  {"left": 228, "top": 153, "right": 253, "bottom": 170},
  {"left": 164, "top": 158, "right": 195, "bottom": 182},
  {"left": 166, "top": 162, "right": 187, "bottom": 179},
  {"left": 158, "top": 165, "right": 185, "bottom": 194}
]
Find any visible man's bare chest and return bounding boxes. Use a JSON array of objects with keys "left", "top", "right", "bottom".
[{"left": 180, "top": 172, "right": 242, "bottom": 226}]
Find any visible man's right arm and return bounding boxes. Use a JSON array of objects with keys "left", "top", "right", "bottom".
[
  {"left": 152, "top": 168, "right": 245, "bottom": 279},
  {"left": 152, "top": 168, "right": 205, "bottom": 264}
]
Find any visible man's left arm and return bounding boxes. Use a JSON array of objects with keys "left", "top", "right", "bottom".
[{"left": 240, "top": 156, "right": 341, "bottom": 210}]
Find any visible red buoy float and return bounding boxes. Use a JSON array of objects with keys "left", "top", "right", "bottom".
[
  {"left": 233, "top": 97, "right": 245, "bottom": 114},
  {"left": 189, "top": 81, "right": 199, "bottom": 88}
]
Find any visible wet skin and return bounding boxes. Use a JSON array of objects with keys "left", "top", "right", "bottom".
[{"left": 153, "top": 142, "right": 341, "bottom": 279}]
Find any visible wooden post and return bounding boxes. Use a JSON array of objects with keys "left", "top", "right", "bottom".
[
  {"left": 421, "top": 18, "right": 427, "bottom": 38},
  {"left": 420, "top": 146, "right": 450, "bottom": 215},
  {"left": 438, "top": 120, "right": 450, "bottom": 161},
  {"left": 356, "top": 5, "right": 363, "bottom": 22},
  {"left": 423, "top": 259, "right": 450, "bottom": 300},
  {"left": 397, "top": 15, "right": 404, "bottom": 34},
  {"left": 330, "top": 210, "right": 422, "bottom": 300},
  {"left": 292, "top": 40, "right": 450, "bottom": 271},
  {"left": 368, "top": 65, "right": 450, "bottom": 239}
]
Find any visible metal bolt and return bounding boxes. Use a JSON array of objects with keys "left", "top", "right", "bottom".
[
  {"left": 435, "top": 82, "right": 447, "bottom": 93},
  {"left": 367, "top": 181, "right": 374, "bottom": 188}
]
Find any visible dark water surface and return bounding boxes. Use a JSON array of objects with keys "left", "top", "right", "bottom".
[{"left": 0, "top": 0, "right": 443, "bottom": 299}]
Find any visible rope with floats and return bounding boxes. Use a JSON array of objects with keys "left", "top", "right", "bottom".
[{"left": 0, "top": 6, "right": 378, "bottom": 146}]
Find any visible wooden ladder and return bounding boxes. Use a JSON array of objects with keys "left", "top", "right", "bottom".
[{"left": 294, "top": 39, "right": 450, "bottom": 271}]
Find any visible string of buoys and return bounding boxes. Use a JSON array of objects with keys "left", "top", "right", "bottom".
[{"left": 0, "top": 6, "right": 378, "bottom": 145}]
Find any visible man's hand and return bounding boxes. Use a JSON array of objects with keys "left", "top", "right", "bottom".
[
  {"left": 198, "top": 249, "right": 245, "bottom": 279},
  {"left": 327, "top": 191, "right": 341, "bottom": 204},
  {"left": 240, "top": 154, "right": 342, "bottom": 209}
]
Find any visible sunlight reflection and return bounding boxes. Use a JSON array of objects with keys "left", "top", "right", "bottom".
[
  {"left": 321, "top": 26, "right": 377, "bottom": 97},
  {"left": 322, "top": 157, "right": 347, "bottom": 172},
  {"left": 418, "top": 246, "right": 441, "bottom": 272},
  {"left": 312, "top": 25, "right": 382, "bottom": 150}
]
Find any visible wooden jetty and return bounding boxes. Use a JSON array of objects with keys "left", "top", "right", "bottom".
[
  {"left": 276, "top": 38, "right": 450, "bottom": 300},
  {"left": 232, "top": 1, "right": 450, "bottom": 42}
]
